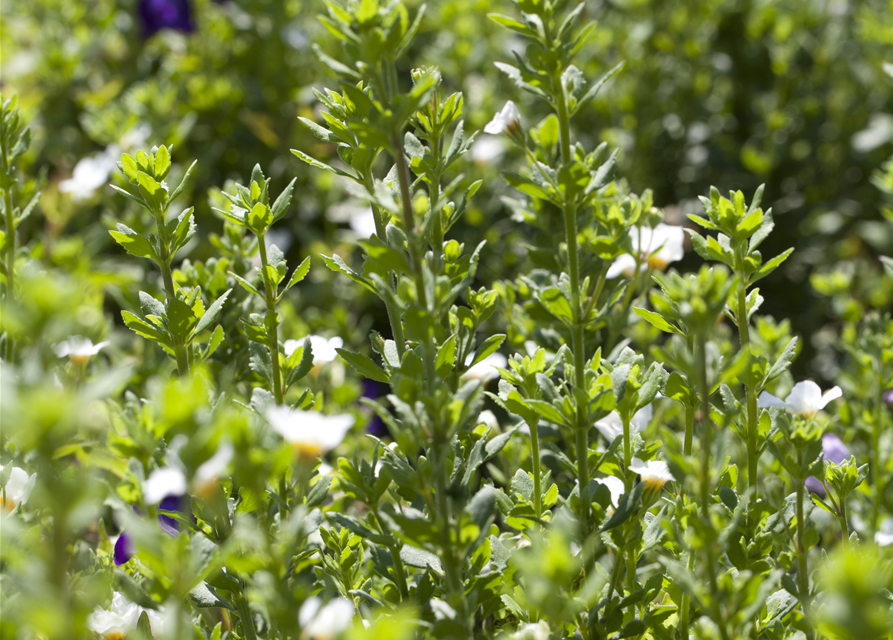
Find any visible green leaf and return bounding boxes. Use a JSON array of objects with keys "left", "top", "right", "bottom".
[
  {"left": 290, "top": 149, "right": 352, "bottom": 178},
  {"left": 753, "top": 247, "right": 794, "bottom": 283},
  {"left": 881, "top": 255, "right": 893, "bottom": 279},
  {"left": 282, "top": 256, "right": 311, "bottom": 296},
  {"left": 633, "top": 307, "right": 681, "bottom": 334},
  {"left": 170, "top": 207, "right": 196, "bottom": 254},
  {"left": 763, "top": 337, "right": 798, "bottom": 385},
  {"left": 122, "top": 311, "right": 170, "bottom": 346},
  {"left": 468, "top": 334, "right": 505, "bottom": 367},
  {"left": 525, "top": 399, "right": 569, "bottom": 427},
  {"left": 120, "top": 154, "right": 139, "bottom": 182},
  {"left": 247, "top": 203, "right": 273, "bottom": 234},
  {"left": 167, "top": 297, "right": 197, "bottom": 340},
  {"left": 193, "top": 289, "right": 231, "bottom": 337},
  {"left": 136, "top": 171, "right": 166, "bottom": 211},
  {"left": 435, "top": 333, "right": 458, "bottom": 377},
  {"left": 189, "top": 582, "right": 234, "bottom": 611},
  {"left": 336, "top": 348, "right": 389, "bottom": 383},
  {"left": 110, "top": 225, "right": 159, "bottom": 260},
  {"left": 271, "top": 178, "right": 297, "bottom": 222},
  {"left": 168, "top": 160, "right": 197, "bottom": 203},
  {"left": 249, "top": 341, "right": 274, "bottom": 386},
  {"left": 286, "top": 337, "right": 315, "bottom": 389},
  {"left": 601, "top": 482, "right": 644, "bottom": 531},
  {"left": 320, "top": 253, "right": 376, "bottom": 293},
  {"left": 154, "top": 145, "right": 171, "bottom": 180}
]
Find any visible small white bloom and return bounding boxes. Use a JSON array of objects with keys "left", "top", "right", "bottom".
[
  {"left": 629, "top": 458, "right": 675, "bottom": 490},
  {"left": 59, "top": 151, "right": 117, "bottom": 202},
  {"left": 266, "top": 407, "right": 355, "bottom": 459},
  {"left": 478, "top": 410, "right": 499, "bottom": 431},
  {"left": 284, "top": 335, "right": 344, "bottom": 367},
  {"left": 875, "top": 518, "right": 893, "bottom": 546},
  {"left": 2, "top": 467, "right": 36, "bottom": 511},
  {"left": 192, "top": 443, "right": 234, "bottom": 498},
  {"left": 593, "top": 475, "right": 625, "bottom": 508},
  {"left": 299, "top": 596, "right": 354, "bottom": 640},
  {"left": 593, "top": 404, "right": 652, "bottom": 442},
  {"left": 607, "top": 223, "right": 686, "bottom": 279},
  {"left": 462, "top": 353, "right": 508, "bottom": 383},
  {"left": 87, "top": 592, "right": 165, "bottom": 639},
  {"left": 483, "top": 101, "right": 522, "bottom": 135},
  {"left": 758, "top": 381, "right": 843, "bottom": 418},
  {"left": 471, "top": 137, "right": 505, "bottom": 164},
  {"left": 143, "top": 468, "right": 188, "bottom": 505},
  {"left": 54, "top": 336, "right": 110, "bottom": 365},
  {"left": 514, "top": 620, "right": 551, "bottom": 640},
  {"left": 119, "top": 124, "right": 151, "bottom": 152}
]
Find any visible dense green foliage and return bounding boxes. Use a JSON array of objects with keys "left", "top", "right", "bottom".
[{"left": 1, "top": 1, "right": 893, "bottom": 640}]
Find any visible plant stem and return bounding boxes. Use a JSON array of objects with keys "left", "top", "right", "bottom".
[
  {"left": 257, "top": 234, "right": 284, "bottom": 404},
  {"left": 622, "top": 415, "right": 636, "bottom": 594},
  {"left": 363, "top": 176, "right": 406, "bottom": 359},
  {"left": 795, "top": 477, "right": 811, "bottom": 615},
  {"left": 530, "top": 418, "right": 543, "bottom": 519},
  {"left": 677, "top": 403, "right": 696, "bottom": 636},
  {"left": 556, "top": 74, "right": 590, "bottom": 530},
  {"left": 735, "top": 269, "right": 759, "bottom": 501},
  {"left": 838, "top": 498, "right": 850, "bottom": 548},
  {"left": 3, "top": 187, "right": 15, "bottom": 361},
  {"left": 234, "top": 585, "right": 258, "bottom": 640}
]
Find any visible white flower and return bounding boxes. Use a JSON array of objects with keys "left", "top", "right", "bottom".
[
  {"left": 514, "top": 621, "right": 551, "bottom": 640},
  {"left": 2, "top": 467, "right": 36, "bottom": 511},
  {"left": 299, "top": 596, "right": 354, "bottom": 640},
  {"left": 471, "top": 137, "right": 505, "bottom": 164},
  {"left": 875, "top": 518, "right": 893, "bottom": 546},
  {"left": 758, "top": 381, "right": 843, "bottom": 418},
  {"left": 348, "top": 208, "right": 377, "bottom": 237},
  {"left": 628, "top": 458, "right": 675, "bottom": 490},
  {"left": 266, "top": 407, "right": 355, "bottom": 459},
  {"left": 143, "top": 468, "right": 188, "bottom": 505},
  {"left": 119, "top": 124, "right": 151, "bottom": 152},
  {"left": 478, "top": 410, "right": 499, "bottom": 431},
  {"left": 284, "top": 335, "right": 344, "bottom": 367},
  {"left": 59, "top": 150, "right": 117, "bottom": 201},
  {"left": 593, "top": 475, "right": 625, "bottom": 508},
  {"left": 483, "top": 101, "right": 522, "bottom": 135},
  {"left": 192, "top": 443, "right": 234, "bottom": 498},
  {"left": 607, "top": 223, "right": 686, "bottom": 279},
  {"left": 87, "top": 592, "right": 165, "bottom": 639},
  {"left": 54, "top": 336, "right": 110, "bottom": 365},
  {"left": 462, "top": 353, "right": 508, "bottom": 383},
  {"left": 593, "top": 404, "right": 653, "bottom": 442}
]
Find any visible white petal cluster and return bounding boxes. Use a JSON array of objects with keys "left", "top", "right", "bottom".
[
  {"left": 2, "top": 466, "right": 37, "bottom": 511},
  {"left": 462, "top": 353, "right": 508, "bottom": 383},
  {"left": 483, "top": 101, "right": 522, "bottom": 135},
  {"left": 59, "top": 150, "right": 118, "bottom": 202},
  {"left": 54, "top": 336, "right": 110, "bottom": 363},
  {"left": 87, "top": 592, "right": 165, "bottom": 639},
  {"left": 143, "top": 443, "right": 234, "bottom": 503},
  {"left": 284, "top": 335, "right": 344, "bottom": 367},
  {"left": 758, "top": 381, "right": 842, "bottom": 418},
  {"left": 593, "top": 475, "right": 625, "bottom": 508},
  {"left": 266, "top": 407, "right": 355, "bottom": 459},
  {"left": 607, "top": 223, "right": 685, "bottom": 279},
  {"left": 299, "top": 596, "right": 354, "bottom": 640},
  {"left": 875, "top": 518, "right": 893, "bottom": 546},
  {"left": 593, "top": 404, "right": 653, "bottom": 442},
  {"left": 628, "top": 458, "right": 675, "bottom": 489}
]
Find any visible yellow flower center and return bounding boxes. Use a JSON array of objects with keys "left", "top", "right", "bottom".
[
  {"left": 103, "top": 633, "right": 125, "bottom": 640},
  {"left": 292, "top": 442, "right": 323, "bottom": 460},
  {"left": 647, "top": 255, "right": 669, "bottom": 271}
]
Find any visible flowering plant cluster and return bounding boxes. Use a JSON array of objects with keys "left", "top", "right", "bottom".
[{"left": 2, "top": 2, "right": 893, "bottom": 640}]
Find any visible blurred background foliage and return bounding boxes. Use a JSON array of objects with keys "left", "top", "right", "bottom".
[{"left": 2, "top": 0, "right": 892, "bottom": 380}]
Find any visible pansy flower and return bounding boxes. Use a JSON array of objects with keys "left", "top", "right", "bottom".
[
  {"left": 804, "top": 433, "right": 850, "bottom": 497},
  {"left": 758, "top": 380, "right": 842, "bottom": 418},
  {"left": 138, "top": 0, "right": 195, "bottom": 37}
]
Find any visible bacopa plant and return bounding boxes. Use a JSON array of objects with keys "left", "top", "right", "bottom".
[{"left": 1, "top": 1, "right": 893, "bottom": 640}]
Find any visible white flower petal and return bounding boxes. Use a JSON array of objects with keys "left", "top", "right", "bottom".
[
  {"left": 593, "top": 411, "right": 623, "bottom": 441},
  {"left": 143, "top": 468, "right": 188, "bottom": 505},
  {"left": 266, "top": 407, "right": 355, "bottom": 455},
  {"left": 819, "top": 385, "right": 843, "bottom": 410},
  {"left": 194, "top": 444, "right": 234, "bottom": 486},
  {"left": 593, "top": 476, "right": 625, "bottom": 508},
  {"left": 757, "top": 391, "right": 787, "bottom": 410},
  {"left": 628, "top": 458, "right": 675, "bottom": 483},
  {"left": 484, "top": 101, "right": 520, "bottom": 135},
  {"left": 5, "top": 467, "right": 37, "bottom": 505},
  {"left": 462, "top": 353, "right": 508, "bottom": 382},
  {"left": 606, "top": 254, "right": 637, "bottom": 279},
  {"left": 785, "top": 381, "right": 823, "bottom": 416}
]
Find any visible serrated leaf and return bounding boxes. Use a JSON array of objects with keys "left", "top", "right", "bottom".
[
  {"left": 633, "top": 307, "right": 681, "bottom": 334},
  {"left": 193, "top": 289, "right": 231, "bottom": 336},
  {"left": 336, "top": 348, "right": 389, "bottom": 383}
]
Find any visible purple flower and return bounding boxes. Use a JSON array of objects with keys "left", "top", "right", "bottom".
[
  {"left": 363, "top": 380, "right": 388, "bottom": 438},
  {"left": 805, "top": 433, "right": 850, "bottom": 497},
  {"left": 883, "top": 389, "right": 893, "bottom": 406},
  {"left": 138, "top": 0, "right": 195, "bottom": 37},
  {"left": 113, "top": 495, "right": 190, "bottom": 565}
]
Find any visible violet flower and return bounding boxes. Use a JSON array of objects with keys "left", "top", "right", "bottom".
[
  {"left": 138, "top": 0, "right": 195, "bottom": 37},
  {"left": 804, "top": 433, "right": 850, "bottom": 497},
  {"left": 114, "top": 495, "right": 189, "bottom": 565}
]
